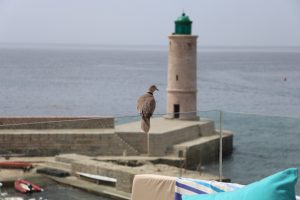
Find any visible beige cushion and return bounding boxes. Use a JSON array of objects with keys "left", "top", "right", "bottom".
[{"left": 131, "top": 174, "right": 176, "bottom": 200}]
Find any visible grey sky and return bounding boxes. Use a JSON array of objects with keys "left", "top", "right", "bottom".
[{"left": 0, "top": 0, "right": 300, "bottom": 46}]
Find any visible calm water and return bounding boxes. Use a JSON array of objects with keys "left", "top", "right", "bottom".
[
  {"left": 1, "top": 45, "right": 300, "bottom": 117},
  {"left": 0, "top": 45, "right": 299, "bottom": 195},
  {"left": 199, "top": 111, "right": 300, "bottom": 194}
]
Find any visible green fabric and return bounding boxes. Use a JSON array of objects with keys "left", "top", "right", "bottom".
[{"left": 182, "top": 168, "right": 298, "bottom": 200}]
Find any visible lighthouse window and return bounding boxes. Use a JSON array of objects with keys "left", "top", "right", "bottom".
[{"left": 176, "top": 75, "right": 179, "bottom": 81}]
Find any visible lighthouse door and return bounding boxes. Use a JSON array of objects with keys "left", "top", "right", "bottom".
[{"left": 174, "top": 104, "right": 180, "bottom": 118}]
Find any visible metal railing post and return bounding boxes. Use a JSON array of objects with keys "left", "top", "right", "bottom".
[
  {"left": 147, "top": 133, "right": 150, "bottom": 156},
  {"left": 219, "top": 110, "right": 223, "bottom": 182}
]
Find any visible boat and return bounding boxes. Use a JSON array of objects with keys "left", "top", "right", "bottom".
[
  {"left": 0, "top": 161, "right": 33, "bottom": 171},
  {"left": 76, "top": 172, "right": 116, "bottom": 185},
  {"left": 14, "top": 179, "right": 43, "bottom": 193},
  {"left": 36, "top": 167, "right": 70, "bottom": 177}
]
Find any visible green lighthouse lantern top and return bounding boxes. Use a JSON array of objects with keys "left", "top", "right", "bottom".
[{"left": 174, "top": 12, "right": 192, "bottom": 35}]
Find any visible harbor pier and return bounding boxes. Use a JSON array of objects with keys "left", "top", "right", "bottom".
[{"left": 0, "top": 115, "right": 233, "bottom": 197}]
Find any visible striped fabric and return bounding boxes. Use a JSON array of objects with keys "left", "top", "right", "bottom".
[
  {"left": 174, "top": 178, "right": 243, "bottom": 200},
  {"left": 175, "top": 177, "right": 300, "bottom": 200}
]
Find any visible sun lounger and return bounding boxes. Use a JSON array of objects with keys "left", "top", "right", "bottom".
[
  {"left": 131, "top": 174, "right": 176, "bottom": 200},
  {"left": 131, "top": 174, "right": 300, "bottom": 200}
]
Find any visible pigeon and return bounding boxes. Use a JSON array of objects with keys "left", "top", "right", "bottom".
[{"left": 137, "top": 85, "right": 159, "bottom": 133}]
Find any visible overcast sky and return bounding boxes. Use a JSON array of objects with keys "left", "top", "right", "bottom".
[{"left": 0, "top": 0, "right": 300, "bottom": 47}]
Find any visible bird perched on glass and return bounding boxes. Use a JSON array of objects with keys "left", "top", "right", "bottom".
[{"left": 137, "top": 85, "right": 159, "bottom": 133}]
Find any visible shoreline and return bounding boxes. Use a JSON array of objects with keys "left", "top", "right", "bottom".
[{"left": 0, "top": 155, "right": 223, "bottom": 200}]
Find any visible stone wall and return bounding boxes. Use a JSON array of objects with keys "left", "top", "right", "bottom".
[
  {"left": 0, "top": 117, "right": 134, "bottom": 156},
  {"left": 116, "top": 132, "right": 146, "bottom": 154},
  {"left": 149, "top": 123, "right": 216, "bottom": 156},
  {"left": 184, "top": 134, "right": 233, "bottom": 169},
  {"left": 0, "top": 117, "right": 114, "bottom": 129},
  {"left": 0, "top": 132, "right": 138, "bottom": 156}
]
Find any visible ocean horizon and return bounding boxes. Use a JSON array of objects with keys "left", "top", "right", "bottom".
[{"left": 0, "top": 44, "right": 299, "bottom": 117}]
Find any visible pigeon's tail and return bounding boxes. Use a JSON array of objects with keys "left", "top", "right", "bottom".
[{"left": 141, "top": 116, "right": 150, "bottom": 134}]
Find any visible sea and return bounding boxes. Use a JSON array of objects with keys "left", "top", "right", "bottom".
[{"left": 0, "top": 44, "right": 299, "bottom": 198}]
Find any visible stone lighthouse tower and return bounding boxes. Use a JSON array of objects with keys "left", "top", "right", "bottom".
[{"left": 166, "top": 13, "right": 198, "bottom": 120}]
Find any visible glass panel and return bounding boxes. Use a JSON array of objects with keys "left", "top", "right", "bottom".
[
  {"left": 1, "top": 111, "right": 299, "bottom": 196},
  {"left": 201, "top": 111, "right": 300, "bottom": 193}
]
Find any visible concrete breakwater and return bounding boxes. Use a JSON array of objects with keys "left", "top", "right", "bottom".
[
  {"left": 52, "top": 154, "right": 222, "bottom": 194},
  {"left": 0, "top": 116, "right": 234, "bottom": 198},
  {"left": 0, "top": 117, "right": 233, "bottom": 170},
  {"left": 0, "top": 117, "right": 138, "bottom": 156},
  {"left": 0, "top": 155, "right": 222, "bottom": 200}
]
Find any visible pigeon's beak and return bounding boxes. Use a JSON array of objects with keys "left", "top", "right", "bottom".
[{"left": 156, "top": 88, "right": 159, "bottom": 91}]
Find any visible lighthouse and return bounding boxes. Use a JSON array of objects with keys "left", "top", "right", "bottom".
[{"left": 166, "top": 12, "right": 198, "bottom": 120}]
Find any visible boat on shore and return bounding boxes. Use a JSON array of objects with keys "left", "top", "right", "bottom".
[
  {"left": 14, "top": 179, "right": 43, "bottom": 193},
  {"left": 76, "top": 172, "right": 116, "bottom": 185},
  {"left": 0, "top": 161, "right": 33, "bottom": 171},
  {"left": 36, "top": 167, "right": 70, "bottom": 177}
]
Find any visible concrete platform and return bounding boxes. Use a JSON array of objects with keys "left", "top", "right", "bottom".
[
  {"left": 52, "top": 154, "right": 221, "bottom": 193},
  {"left": 0, "top": 154, "right": 228, "bottom": 199},
  {"left": 116, "top": 117, "right": 214, "bottom": 134},
  {"left": 172, "top": 131, "right": 233, "bottom": 169},
  {"left": 115, "top": 117, "right": 232, "bottom": 158},
  {"left": 48, "top": 175, "right": 131, "bottom": 200}
]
